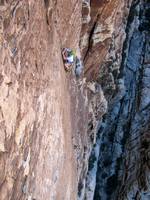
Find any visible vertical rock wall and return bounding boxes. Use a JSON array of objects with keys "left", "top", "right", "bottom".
[
  {"left": 0, "top": 0, "right": 82, "bottom": 199},
  {"left": 117, "top": 1, "right": 150, "bottom": 199},
  {"left": 0, "top": 0, "right": 149, "bottom": 200},
  {"left": 78, "top": 0, "right": 133, "bottom": 199},
  {"left": 80, "top": 0, "right": 132, "bottom": 86},
  {"left": 83, "top": 0, "right": 150, "bottom": 200}
]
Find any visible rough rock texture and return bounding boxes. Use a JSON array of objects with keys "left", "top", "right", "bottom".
[
  {"left": 117, "top": 1, "right": 150, "bottom": 199},
  {"left": 80, "top": 0, "right": 132, "bottom": 86},
  {"left": 83, "top": 0, "right": 150, "bottom": 200},
  {"left": 0, "top": 0, "right": 82, "bottom": 199},
  {"left": 0, "top": 0, "right": 149, "bottom": 200},
  {"left": 0, "top": 0, "right": 107, "bottom": 200},
  {"left": 79, "top": 0, "right": 133, "bottom": 198}
]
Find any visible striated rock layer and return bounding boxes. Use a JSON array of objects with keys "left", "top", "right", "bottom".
[
  {"left": 83, "top": 0, "right": 150, "bottom": 200},
  {"left": 79, "top": 0, "right": 133, "bottom": 198},
  {"left": 0, "top": 0, "right": 107, "bottom": 199},
  {"left": 117, "top": 1, "right": 150, "bottom": 199},
  {"left": 0, "top": 0, "right": 149, "bottom": 200},
  {"left": 0, "top": 0, "right": 83, "bottom": 199}
]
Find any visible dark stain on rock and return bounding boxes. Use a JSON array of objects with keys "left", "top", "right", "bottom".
[
  {"left": 0, "top": 0, "right": 4, "bottom": 6},
  {"left": 0, "top": 74, "right": 4, "bottom": 85}
]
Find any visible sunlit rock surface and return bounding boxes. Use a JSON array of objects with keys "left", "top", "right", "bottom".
[
  {"left": 0, "top": 0, "right": 149, "bottom": 200},
  {"left": 0, "top": 1, "right": 107, "bottom": 199},
  {"left": 0, "top": 0, "right": 82, "bottom": 199}
]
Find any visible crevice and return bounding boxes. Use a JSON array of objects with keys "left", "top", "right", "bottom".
[
  {"left": 44, "top": 0, "right": 49, "bottom": 26},
  {"left": 44, "top": 0, "right": 49, "bottom": 8},
  {"left": 83, "top": 15, "right": 99, "bottom": 63}
]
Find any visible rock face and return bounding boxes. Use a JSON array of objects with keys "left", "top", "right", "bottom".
[
  {"left": 0, "top": 0, "right": 107, "bottom": 199},
  {"left": 0, "top": 0, "right": 82, "bottom": 199},
  {"left": 80, "top": 0, "right": 132, "bottom": 84},
  {"left": 0, "top": 0, "right": 150, "bottom": 200},
  {"left": 79, "top": 0, "right": 133, "bottom": 198},
  {"left": 83, "top": 0, "right": 150, "bottom": 200}
]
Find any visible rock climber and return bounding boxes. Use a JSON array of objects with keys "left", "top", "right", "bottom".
[{"left": 62, "top": 48, "right": 76, "bottom": 72}]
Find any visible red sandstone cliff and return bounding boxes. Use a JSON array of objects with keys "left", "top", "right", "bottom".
[
  {"left": 0, "top": 1, "right": 150, "bottom": 200},
  {"left": 0, "top": 0, "right": 82, "bottom": 199}
]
